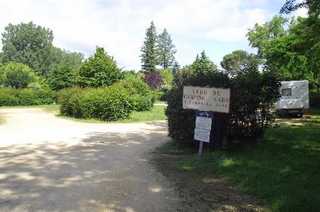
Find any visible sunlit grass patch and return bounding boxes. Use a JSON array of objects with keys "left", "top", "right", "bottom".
[{"left": 159, "top": 109, "right": 320, "bottom": 212}]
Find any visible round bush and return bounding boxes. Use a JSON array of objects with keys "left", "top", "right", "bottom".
[
  {"left": 57, "top": 88, "right": 84, "bottom": 118},
  {"left": 114, "top": 75, "right": 154, "bottom": 111},
  {"left": 57, "top": 85, "right": 132, "bottom": 121}
]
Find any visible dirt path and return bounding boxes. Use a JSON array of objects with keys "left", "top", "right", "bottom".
[{"left": 0, "top": 108, "right": 181, "bottom": 212}]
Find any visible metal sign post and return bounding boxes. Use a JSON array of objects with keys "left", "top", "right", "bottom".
[
  {"left": 194, "top": 111, "right": 213, "bottom": 156},
  {"left": 198, "top": 141, "right": 204, "bottom": 156},
  {"left": 182, "top": 86, "right": 230, "bottom": 156}
]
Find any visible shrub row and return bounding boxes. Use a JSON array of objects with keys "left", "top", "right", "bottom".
[
  {"left": 0, "top": 88, "right": 55, "bottom": 106},
  {"left": 58, "top": 86, "right": 132, "bottom": 121},
  {"left": 167, "top": 67, "right": 280, "bottom": 148},
  {"left": 57, "top": 75, "right": 155, "bottom": 121}
]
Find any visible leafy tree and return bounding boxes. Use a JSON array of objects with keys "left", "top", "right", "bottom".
[
  {"left": 157, "top": 29, "right": 176, "bottom": 69},
  {"left": 141, "top": 21, "right": 158, "bottom": 72},
  {"left": 0, "top": 62, "right": 38, "bottom": 88},
  {"left": 280, "top": 1, "right": 320, "bottom": 93},
  {"left": 221, "top": 50, "right": 259, "bottom": 78},
  {"left": 281, "top": 0, "right": 320, "bottom": 15},
  {"left": 190, "top": 51, "right": 217, "bottom": 74},
  {"left": 47, "top": 48, "right": 83, "bottom": 90},
  {"left": 78, "top": 47, "right": 122, "bottom": 88},
  {"left": 1, "top": 22, "right": 54, "bottom": 76},
  {"left": 247, "top": 17, "right": 308, "bottom": 79},
  {"left": 248, "top": 16, "right": 320, "bottom": 92},
  {"left": 247, "top": 16, "right": 288, "bottom": 58}
]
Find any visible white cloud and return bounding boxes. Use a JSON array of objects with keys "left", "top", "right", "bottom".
[{"left": 0, "top": 0, "right": 274, "bottom": 69}]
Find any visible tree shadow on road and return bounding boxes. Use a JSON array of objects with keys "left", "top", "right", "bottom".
[{"left": 0, "top": 123, "right": 180, "bottom": 212}]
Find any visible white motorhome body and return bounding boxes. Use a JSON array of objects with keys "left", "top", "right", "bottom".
[{"left": 276, "top": 80, "right": 309, "bottom": 116}]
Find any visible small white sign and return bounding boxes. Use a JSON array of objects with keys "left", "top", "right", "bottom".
[
  {"left": 183, "top": 86, "right": 230, "bottom": 113},
  {"left": 194, "top": 116, "right": 212, "bottom": 143},
  {"left": 194, "top": 129, "right": 211, "bottom": 143},
  {"left": 195, "top": 116, "right": 212, "bottom": 130}
]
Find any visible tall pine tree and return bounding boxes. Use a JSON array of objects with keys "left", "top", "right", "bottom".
[
  {"left": 157, "top": 28, "right": 176, "bottom": 69},
  {"left": 141, "top": 21, "right": 158, "bottom": 72}
]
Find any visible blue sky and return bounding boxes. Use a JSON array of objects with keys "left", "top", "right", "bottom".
[{"left": 0, "top": 0, "right": 305, "bottom": 69}]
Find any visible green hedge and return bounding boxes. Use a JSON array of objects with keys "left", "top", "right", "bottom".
[
  {"left": 114, "top": 76, "right": 154, "bottom": 111},
  {"left": 167, "top": 67, "right": 280, "bottom": 148},
  {"left": 0, "top": 88, "right": 55, "bottom": 106},
  {"left": 57, "top": 86, "right": 132, "bottom": 121}
]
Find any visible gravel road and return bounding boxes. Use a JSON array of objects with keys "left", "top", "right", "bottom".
[{"left": 0, "top": 108, "right": 181, "bottom": 212}]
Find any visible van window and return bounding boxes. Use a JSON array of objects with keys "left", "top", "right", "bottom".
[{"left": 281, "top": 88, "right": 292, "bottom": 96}]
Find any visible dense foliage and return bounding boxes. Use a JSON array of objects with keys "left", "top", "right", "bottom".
[
  {"left": 248, "top": 13, "right": 320, "bottom": 95},
  {"left": 47, "top": 48, "right": 83, "bottom": 90},
  {"left": 0, "top": 62, "right": 38, "bottom": 88},
  {"left": 0, "top": 88, "right": 54, "bottom": 106},
  {"left": 114, "top": 74, "right": 154, "bottom": 111},
  {"left": 78, "top": 47, "right": 123, "bottom": 88},
  {"left": 57, "top": 74, "right": 154, "bottom": 121},
  {"left": 166, "top": 54, "right": 280, "bottom": 147},
  {"left": 58, "top": 86, "right": 132, "bottom": 121},
  {"left": 1, "top": 22, "right": 54, "bottom": 76}
]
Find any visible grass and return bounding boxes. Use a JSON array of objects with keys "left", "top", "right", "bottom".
[
  {"left": 116, "top": 105, "right": 166, "bottom": 123},
  {"left": 156, "top": 110, "right": 320, "bottom": 212},
  {"left": 37, "top": 104, "right": 167, "bottom": 123}
]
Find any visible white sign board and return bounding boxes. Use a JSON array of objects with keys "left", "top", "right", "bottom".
[
  {"left": 194, "top": 116, "right": 212, "bottom": 143},
  {"left": 183, "top": 86, "right": 230, "bottom": 113},
  {"left": 194, "top": 129, "right": 211, "bottom": 143},
  {"left": 195, "top": 116, "right": 212, "bottom": 130}
]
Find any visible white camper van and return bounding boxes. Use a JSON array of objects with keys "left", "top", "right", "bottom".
[{"left": 276, "top": 80, "right": 309, "bottom": 117}]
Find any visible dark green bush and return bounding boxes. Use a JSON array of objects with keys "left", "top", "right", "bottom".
[
  {"left": 0, "top": 89, "right": 19, "bottom": 106},
  {"left": 167, "top": 63, "right": 280, "bottom": 148},
  {"left": 310, "top": 92, "right": 320, "bottom": 108},
  {"left": 0, "top": 88, "right": 54, "bottom": 106},
  {"left": 57, "top": 88, "right": 84, "bottom": 118},
  {"left": 129, "top": 94, "right": 153, "bottom": 111},
  {"left": 114, "top": 75, "right": 154, "bottom": 111},
  {"left": 166, "top": 67, "right": 231, "bottom": 145},
  {"left": 57, "top": 85, "right": 132, "bottom": 121}
]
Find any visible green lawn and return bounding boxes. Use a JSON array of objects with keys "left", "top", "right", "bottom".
[
  {"left": 116, "top": 105, "right": 166, "bottom": 123},
  {"left": 39, "top": 104, "right": 166, "bottom": 123},
  {"left": 157, "top": 110, "right": 320, "bottom": 212}
]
